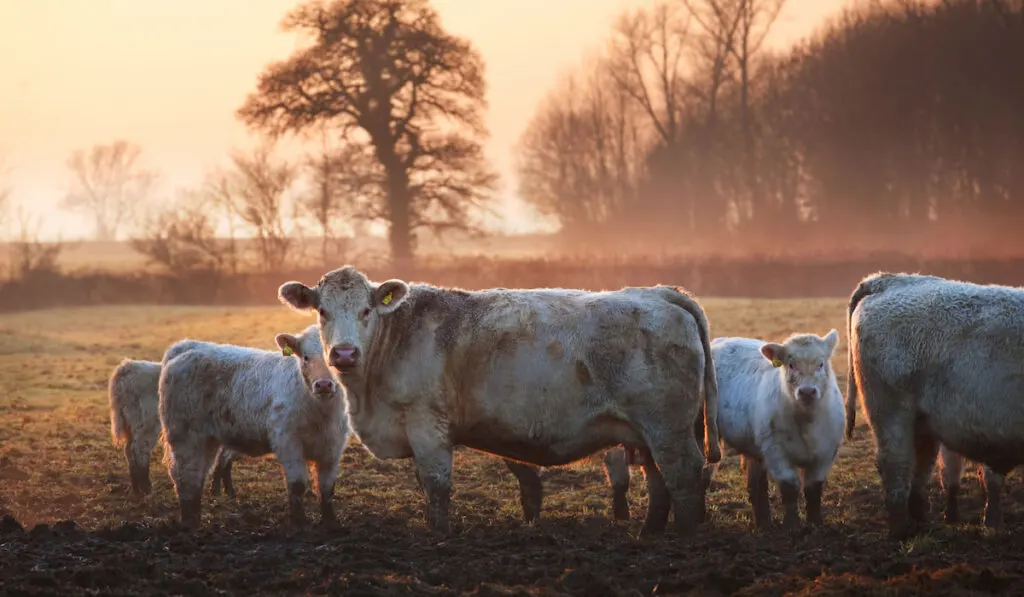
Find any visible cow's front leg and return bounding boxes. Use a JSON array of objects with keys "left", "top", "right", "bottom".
[
  {"left": 503, "top": 459, "right": 543, "bottom": 523},
  {"left": 409, "top": 429, "right": 454, "bottom": 535},
  {"left": 275, "top": 444, "right": 310, "bottom": 527},
  {"left": 315, "top": 457, "right": 341, "bottom": 527}
]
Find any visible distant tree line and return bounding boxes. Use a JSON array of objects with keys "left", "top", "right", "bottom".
[{"left": 516, "top": 0, "right": 1024, "bottom": 257}]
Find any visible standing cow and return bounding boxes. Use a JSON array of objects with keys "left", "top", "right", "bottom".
[
  {"left": 711, "top": 330, "right": 845, "bottom": 530},
  {"left": 108, "top": 355, "right": 238, "bottom": 497},
  {"left": 278, "top": 266, "right": 720, "bottom": 537},
  {"left": 846, "top": 272, "right": 1024, "bottom": 539}
]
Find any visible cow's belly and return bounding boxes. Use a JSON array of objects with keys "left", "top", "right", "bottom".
[
  {"left": 455, "top": 415, "right": 644, "bottom": 467},
  {"left": 918, "top": 375, "right": 1024, "bottom": 471}
]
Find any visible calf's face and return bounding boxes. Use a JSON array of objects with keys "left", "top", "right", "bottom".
[
  {"left": 278, "top": 266, "right": 409, "bottom": 376},
  {"left": 760, "top": 329, "right": 839, "bottom": 408},
  {"left": 276, "top": 324, "right": 338, "bottom": 399}
]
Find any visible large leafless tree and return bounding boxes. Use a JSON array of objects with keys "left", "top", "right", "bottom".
[{"left": 238, "top": 0, "right": 497, "bottom": 265}]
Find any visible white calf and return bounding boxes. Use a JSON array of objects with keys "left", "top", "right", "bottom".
[
  {"left": 712, "top": 330, "right": 845, "bottom": 529},
  {"left": 108, "top": 357, "right": 238, "bottom": 496},
  {"left": 158, "top": 324, "right": 351, "bottom": 528}
]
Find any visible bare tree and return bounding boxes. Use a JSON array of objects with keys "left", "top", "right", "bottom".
[
  {"left": 223, "top": 144, "right": 298, "bottom": 273},
  {"left": 607, "top": 3, "right": 694, "bottom": 145},
  {"left": 238, "top": 0, "right": 498, "bottom": 266},
  {"left": 6, "top": 207, "right": 64, "bottom": 280},
  {"left": 516, "top": 57, "right": 646, "bottom": 239},
  {"left": 62, "top": 140, "right": 157, "bottom": 241},
  {"left": 201, "top": 169, "right": 242, "bottom": 275},
  {"left": 131, "top": 190, "right": 228, "bottom": 276}
]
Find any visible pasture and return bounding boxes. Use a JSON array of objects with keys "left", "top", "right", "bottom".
[{"left": 0, "top": 299, "right": 1021, "bottom": 596}]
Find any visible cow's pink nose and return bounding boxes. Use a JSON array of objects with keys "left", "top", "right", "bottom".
[
  {"left": 797, "top": 387, "right": 818, "bottom": 402},
  {"left": 329, "top": 344, "right": 359, "bottom": 372},
  {"left": 312, "top": 379, "right": 335, "bottom": 395}
]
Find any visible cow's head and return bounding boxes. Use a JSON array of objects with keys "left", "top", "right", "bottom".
[
  {"left": 275, "top": 324, "right": 338, "bottom": 399},
  {"left": 760, "top": 329, "right": 839, "bottom": 409},
  {"left": 278, "top": 266, "right": 409, "bottom": 375}
]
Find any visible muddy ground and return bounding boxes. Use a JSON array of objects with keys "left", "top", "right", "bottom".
[{"left": 3, "top": 441, "right": 1023, "bottom": 597}]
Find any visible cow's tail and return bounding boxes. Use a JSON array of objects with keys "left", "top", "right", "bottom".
[
  {"left": 665, "top": 287, "right": 721, "bottom": 465},
  {"left": 845, "top": 271, "right": 899, "bottom": 440},
  {"left": 108, "top": 359, "right": 134, "bottom": 447}
]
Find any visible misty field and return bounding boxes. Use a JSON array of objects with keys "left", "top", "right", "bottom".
[{"left": 1, "top": 300, "right": 1022, "bottom": 596}]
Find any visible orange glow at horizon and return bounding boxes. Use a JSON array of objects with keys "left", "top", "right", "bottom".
[{"left": 0, "top": 0, "right": 848, "bottom": 241}]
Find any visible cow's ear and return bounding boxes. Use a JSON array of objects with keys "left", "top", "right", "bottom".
[
  {"left": 761, "top": 343, "right": 787, "bottom": 368},
  {"left": 275, "top": 333, "right": 302, "bottom": 358},
  {"left": 373, "top": 279, "right": 409, "bottom": 314},
  {"left": 279, "top": 282, "right": 319, "bottom": 312},
  {"left": 823, "top": 329, "right": 840, "bottom": 355}
]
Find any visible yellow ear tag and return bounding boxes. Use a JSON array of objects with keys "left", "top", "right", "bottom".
[
  {"left": 771, "top": 358, "right": 783, "bottom": 368},
  {"left": 382, "top": 292, "right": 393, "bottom": 306},
  {"left": 282, "top": 346, "right": 294, "bottom": 357}
]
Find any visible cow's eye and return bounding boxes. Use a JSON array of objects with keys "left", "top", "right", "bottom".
[
  {"left": 818, "top": 361, "right": 825, "bottom": 371},
  {"left": 360, "top": 307, "right": 372, "bottom": 318},
  {"left": 317, "top": 307, "right": 329, "bottom": 320}
]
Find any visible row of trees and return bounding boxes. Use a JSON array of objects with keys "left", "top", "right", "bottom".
[{"left": 516, "top": 0, "right": 1024, "bottom": 256}]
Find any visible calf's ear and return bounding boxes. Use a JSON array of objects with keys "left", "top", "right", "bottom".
[
  {"left": 373, "top": 279, "right": 410, "bottom": 314},
  {"left": 760, "top": 343, "right": 787, "bottom": 368},
  {"left": 823, "top": 329, "right": 840, "bottom": 354},
  {"left": 275, "top": 334, "right": 302, "bottom": 358},
  {"left": 279, "top": 282, "right": 319, "bottom": 312}
]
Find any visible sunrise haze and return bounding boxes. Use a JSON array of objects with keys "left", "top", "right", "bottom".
[{"left": 0, "top": 0, "right": 847, "bottom": 240}]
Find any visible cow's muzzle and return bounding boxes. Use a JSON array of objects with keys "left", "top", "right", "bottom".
[
  {"left": 312, "top": 378, "right": 336, "bottom": 398},
  {"left": 797, "top": 386, "right": 819, "bottom": 404},
  {"left": 329, "top": 344, "right": 360, "bottom": 374}
]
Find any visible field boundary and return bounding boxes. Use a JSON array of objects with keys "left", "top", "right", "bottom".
[{"left": 3, "top": 254, "right": 1024, "bottom": 312}]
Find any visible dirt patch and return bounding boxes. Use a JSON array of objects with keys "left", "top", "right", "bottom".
[{"left": 2, "top": 475, "right": 1024, "bottom": 597}]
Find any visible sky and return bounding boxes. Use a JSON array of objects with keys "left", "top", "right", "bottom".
[{"left": 0, "top": 0, "right": 849, "bottom": 241}]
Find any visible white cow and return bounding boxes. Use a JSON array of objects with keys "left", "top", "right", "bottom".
[
  {"left": 846, "top": 272, "right": 1024, "bottom": 539},
  {"left": 277, "top": 265, "right": 720, "bottom": 537},
  {"left": 711, "top": 330, "right": 845, "bottom": 530},
  {"left": 158, "top": 325, "right": 351, "bottom": 529}
]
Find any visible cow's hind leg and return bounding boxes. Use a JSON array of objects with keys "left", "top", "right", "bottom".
[
  {"left": 981, "top": 465, "right": 1006, "bottom": 528},
  {"left": 936, "top": 445, "right": 964, "bottom": 524},
  {"left": 871, "top": 406, "right": 918, "bottom": 540},
  {"left": 639, "top": 453, "right": 671, "bottom": 538},
  {"left": 125, "top": 440, "right": 153, "bottom": 496},
  {"left": 503, "top": 459, "right": 543, "bottom": 523},
  {"left": 166, "top": 435, "right": 218, "bottom": 529},
  {"left": 209, "top": 447, "right": 236, "bottom": 498},
  {"left": 909, "top": 427, "right": 940, "bottom": 525},
  {"left": 645, "top": 431, "right": 706, "bottom": 537},
  {"left": 603, "top": 448, "right": 631, "bottom": 521}
]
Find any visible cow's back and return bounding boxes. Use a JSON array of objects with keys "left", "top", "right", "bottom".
[
  {"left": 853, "top": 276, "right": 1024, "bottom": 467},
  {"left": 160, "top": 345, "right": 285, "bottom": 454}
]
